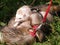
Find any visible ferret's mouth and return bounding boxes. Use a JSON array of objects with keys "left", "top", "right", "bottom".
[
  {"left": 14, "top": 22, "right": 22, "bottom": 27},
  {"left": 18, "top": 22, "right": 23, "bottom": 26}
]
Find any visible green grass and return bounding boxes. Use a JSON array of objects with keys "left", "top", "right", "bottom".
[{"left": 34, "top": 33, "right": 60, "bottom": 45}]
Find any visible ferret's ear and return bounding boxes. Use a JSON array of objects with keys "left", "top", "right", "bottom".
[
  {"left": 31, "top": 8, "right": 40, "bottom": 13},
  {"left": 31, "top": 8, "right": 37, "bottom": 11}
]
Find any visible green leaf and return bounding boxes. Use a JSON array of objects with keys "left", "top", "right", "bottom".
[{"left": 0, "top": 22, "right": 6, "bottom": 26}]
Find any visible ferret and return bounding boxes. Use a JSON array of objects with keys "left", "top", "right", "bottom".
[
  {"left": 8, "top": 5, "right": 53, "bottom": 43},
  {"left": 7, "top": 12, "right": 44, "bottom": 43}
]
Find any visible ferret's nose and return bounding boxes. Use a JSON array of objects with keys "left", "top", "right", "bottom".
[{"left": 15, "top": 18, "right": 20, "bottom": 22}]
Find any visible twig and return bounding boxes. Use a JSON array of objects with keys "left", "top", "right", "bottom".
[
  {"left": 55, "top": 11, "right": 58, "bottom": 16},
  {"left": 30, "top": 0, "right": 36, "bottom": 6},
  {"left": 21, "top": 0, "right": 27, "bottom": 5}
]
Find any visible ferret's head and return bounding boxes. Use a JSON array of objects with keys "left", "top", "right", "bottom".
[
  {"left": 15, "top": 5, "right": 32, "bottom": 22},
  {"left": 14, "top": 5, "right": 32, "bottom": 27}
]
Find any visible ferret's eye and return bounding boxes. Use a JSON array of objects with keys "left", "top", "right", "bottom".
[{"left": 19, "top": 18, "right": 21, "bottom": 19}]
